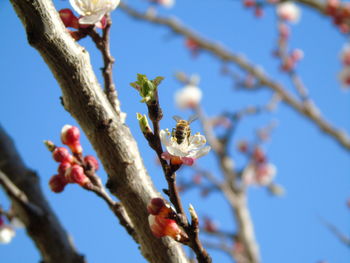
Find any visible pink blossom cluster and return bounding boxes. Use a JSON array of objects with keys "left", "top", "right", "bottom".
[
  {"left": 147, "top": 198, "right": 188, "bottom": 242},
  {"left": 325, "top": 0, "right": 350, "bottom": 33},
  {"left": 48, "top": 125, "right": 99, "bottom": 193}
]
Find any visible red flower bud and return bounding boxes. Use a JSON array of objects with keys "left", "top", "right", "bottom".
[
  {"left": 49, "top": 174, "right": 67, "bottom": 193},
  {"left": 147, "top": 198, "right": 174, "bottom": 218},
  {"left": 66, "top": 165, "right": 90, "bottom": 186},
  {"left": 52, "top": 147, "right": 73, "bottom": 163},
  {"left": 61, "top": 125, "right": 80, "bottom": 146},
  {"left": 84, "top": 155, "right": 99, "bottom": 171},
  {"left": 58, "top": 161, "right": 72, "bottom": 177},
  {"left": 148, "top": 215, "right": 188, "bottom": 242},
  {"left": 69, "top": 142, "right": 83, "bottom": 154},
  {"left": 59, "top": 9, "right": 79, "bottom": 29}
]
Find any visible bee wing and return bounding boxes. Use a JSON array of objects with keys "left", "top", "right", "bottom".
[
  {"left": 187, "top": 114, "right": 198, "bottom": 124},
  {"left": 173, "top": 115, "right": 183, "bottom": 122}
]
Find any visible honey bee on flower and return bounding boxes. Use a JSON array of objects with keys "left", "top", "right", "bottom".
[{"left": 160, "top": 115, "right": 210, "bottom": 166}]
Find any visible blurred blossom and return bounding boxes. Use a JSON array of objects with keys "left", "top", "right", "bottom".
[
  {"left": 149, "top": 0, "right": 175, "bottom": 8},
  {"left": 338, "top": 67, "right": 350, "bottom": 89},
  {"left": 243, "top": 163, "right": 277, "bottom": 186},
  {"left": 340, "top": 44, "right": 350, "bottom": 66},
  {"left": 69, "top": 0, "right": 120, "bottom": 25},
  {"left": 276, "top": 2, "right": 301, "bottom": 24},
  {"left": 174, "top": 85, "right": 202, "bottom": 109},
  {"left": 0, "top": 224, "right": 15, "bottom": 244}
]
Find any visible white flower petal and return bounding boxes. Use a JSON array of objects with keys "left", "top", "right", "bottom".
[
  {"left": 0, "top": 226, "right": 15, "bottom": 244},
  {"left": 191, "top": 146, "right": 211, "bottom": 159},
  {"left": 79, "top": 10, "right": 106, "bottom": 25},
  {"left": 174, "top": 85, "right": 202, "bottom": 109}
]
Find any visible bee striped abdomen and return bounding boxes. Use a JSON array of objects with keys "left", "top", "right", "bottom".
[{"left": 173, "top": 120, "right": 191, "bottom": 145}]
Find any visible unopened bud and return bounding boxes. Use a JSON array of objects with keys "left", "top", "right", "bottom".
[
  {"left": 84, "top": 155, "right": 99, "bottom": 171},
  {"left": 52, "top": 147, "right": 73, "bottom": 163},
  {"left": 61, "top": 125, "right": 80, "bottom": 146},
  {"left": 136, "top": 113, "right": 152, "bottom": 134},
  {"left": 49, "top": 175, "right": 67, "bottom": 193},
  {"left": 58, "top": 161, "right": 72, "bottom": 177},
  {"left": 44, "top": 140, "right": 56, "bottom": 152},
  {"left": 66, "top": 165, "right": 90, "bottom": 186}
]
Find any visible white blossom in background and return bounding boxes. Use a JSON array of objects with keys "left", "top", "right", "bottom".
[
  {"left": 158, "top": 0, "right": 175, "bottom": 8},
  {"left": 0, "top": 226, "right": 15, "bottom": 244},
  {"left": 174, "top": 85, "right": 202, "bottom": 109},
  {"left": 160, "top": 129, "right": 210, "bottom": 165},
  {"left": 243, "top": 163, "right": 277, "bottom": 186},
  {"left": 276, "top": 2, "right": 301, "bottom": 24},
  {"left": 69, "top": 0, "right": 120, "bottom": 25}
]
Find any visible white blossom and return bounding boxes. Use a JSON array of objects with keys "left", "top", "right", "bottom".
[
  {"left": 158, "top": 0, "right": 175, "bottom": 8},
  {"left": 69, "top": 0, "right": 120, "bottom": 25},
  {"left": 276, "top": 2, "right": 301, "bottom": 24},
  {"left": 174, "top": 85, "right": 202, "bottom": 109},
  {"left": 243, "top": 163, "right": 277, "bottom": 186},
  {"left": 160, "top": 129, "right": 210, "bottom": 165},
  {"left": 0, "top": 226, "right": 15, "bottom": 244}
]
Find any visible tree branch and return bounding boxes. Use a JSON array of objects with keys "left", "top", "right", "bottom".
[
  {"left": 119, "top": 2, "right": 350, "bottom": 152},
  {"left": 0, "top": 125, "right": 85, "bottom": 263},
  {"left": 9, "top": 1, "right": 189, "bottom": 262}
]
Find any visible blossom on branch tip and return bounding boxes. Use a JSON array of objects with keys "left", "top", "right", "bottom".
[
  {"left": 66, "top": 165, "right": 91, "bottom": 186},
  {"left": 69, "top": 0, "right": 120, "bottom": 25},
  {"left": 147, "top": 198, "right": 188, "bottom": 242},
  {"left": 174, "top": 85, "right": 202, "bottom": 109},
  {"left": 276, "top": 2, "right": 301, "bottom": 24},
  {"left": 53, "top": 147, "right": 73, "bottom": 163},
  {"left": 160, "top": 129, "right": 210, "bottom": 166}
]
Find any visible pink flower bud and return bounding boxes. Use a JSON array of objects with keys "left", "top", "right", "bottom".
[
  {"left": 254, "top": 7, "right": 264, "bottom": 18},
  {"left": 148, "top": 215, "right": 187, "bottom": 242},
  {"left": 70, "top": 142, "right": 83, "bottom": 154},
  {"left": 84, "top": 155, "right": 99, "bottom": 171},
  {"left": 0, "top": 217, "right": 4, "bottom": 227},
  {"left": 49, "top": 175, "right": 67, "bottom": 193},
  {"left": 59, "top": 9, "right": 79, "bottom": 29},
  {"left": 66, "top": 165, "right": 90, "bottom": 186},
  {"left": 243, "top": 0, "right": 255, "bottom": 8},
  {"left": 237, "top": 140, "right": 249, "bottom": 153},
  {"left": 253, "top": 147, "right": 266, "bottom": 163},
  {"left": 52, "top": 147, "right": 73, "bottom": 163},
  {"left": 203, "top": 217, "right": 218, "bottom": 233},
  {"left": 61, "top": 125, "right": 80, "bottom": 146},
  {"left": 291, "top": 49, "right": 304, "bottom": 62},
  {"left": 147, "top": 198, "right": 174, "bottom": 217},
  {"left": 58, "top": 161, "right": 72, "bottom": 177}
]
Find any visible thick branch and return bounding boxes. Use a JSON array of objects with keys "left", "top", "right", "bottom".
[
  {"left": 119, "top": 2, "right": 350, "bottom": 152},
  {"left": 9, "top": 1, "right": 188, "bottom": 262},
  {"left": 0, "top": 126, "right": 85, "bottom": 263}
]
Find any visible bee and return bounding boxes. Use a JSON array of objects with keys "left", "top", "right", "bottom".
[{"left": 172, "top": 114, "right": 198, "bottom": 145}]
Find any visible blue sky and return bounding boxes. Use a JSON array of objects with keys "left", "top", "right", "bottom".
[{"left": 0, "top": 0, "right": 349, "bottom": 262}]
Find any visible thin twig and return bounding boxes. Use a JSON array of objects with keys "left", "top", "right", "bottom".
[
  {"left": 119, "top": 2, "right": 350, "bottom": 152},
  {"left": 320, "top": 217, "right": 350, "bottom": 248},
  {"left": 0, "top": 170, "right": 43, "bottom": 217},
  {"left": 87, "top": 20, "right": 121, "bottom": 115}
]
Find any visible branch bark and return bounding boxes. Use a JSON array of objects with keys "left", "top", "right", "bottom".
[
  {"left": 9, "top": 1, "right": 188, "bottom": 262},
  {"left": 0, "top": 126, "right": 85, "bottom": 263}
]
